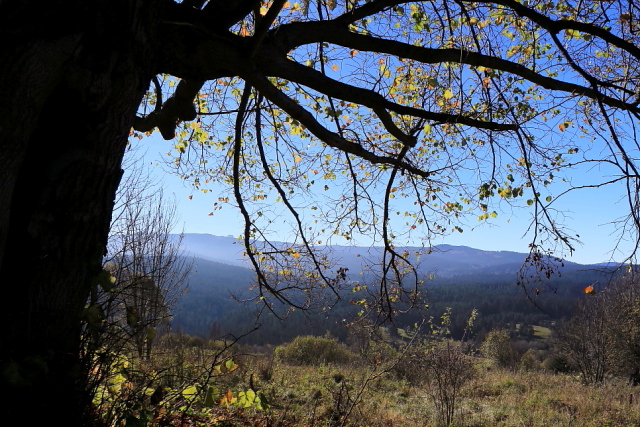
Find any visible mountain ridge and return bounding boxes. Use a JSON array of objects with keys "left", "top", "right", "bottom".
[
  {"left": 172, "top": 234, "right": 611, "bottom": 341},
  {"left": 177, "top": 233, "right": 592, "bottom": 278}
]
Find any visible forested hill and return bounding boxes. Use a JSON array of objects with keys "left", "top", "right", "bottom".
[{"left": 172, "top": 235, "right": 614, "bottom": 346}]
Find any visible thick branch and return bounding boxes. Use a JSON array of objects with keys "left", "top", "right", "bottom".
[
  {"left": 249, "top": 0, "right": 288, "bottom": 57},
  {"left": 271, "top": 23, "right": 640, "bottom": 114},
  {"left": 244, "top": 69, "right": 432, "bottom": 178},
  {"left": 133, "top": 79, "right": 204, "bottom": 139},
  {"left": 257, "top": 50, "right": 517, "bottom": 131},
  {"left": 470, "top": 0, "right": 640, "bottom": 61},
  {"left": 202, "top": 0, "right": 262, "bottom": 29}
]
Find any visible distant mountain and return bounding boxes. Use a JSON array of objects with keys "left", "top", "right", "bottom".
[
  {"left": 171, "top": 235, "right": 614, "bottom": 342},
  {"left": 177, "top": 233, "right": 594, "bottom": 279},
  {"left": 179, "top": 234, "right": 247, "bottom": 266}
]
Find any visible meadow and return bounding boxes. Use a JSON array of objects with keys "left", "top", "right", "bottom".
[{"left": 92, "top": 332, "right": 640, "bottom": 427}]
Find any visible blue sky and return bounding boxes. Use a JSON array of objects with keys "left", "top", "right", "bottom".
[{"left": 130, "top": 133, "right": 633, "bottom": 265}]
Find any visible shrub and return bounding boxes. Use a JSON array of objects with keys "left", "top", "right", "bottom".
[
  {"left": 480, "top": 328, "right": 520, "bottom": 370},
  {"left": 519, "top": 349, "right": 540, "bottom": 372},
  {"left": 422, "top": 341, "right": 476, "bottom": 427},
  {"left": 544, "top": 354, "right": 572, "bottom": 373},
  {"left": 275, "top": 335, "right": 356, "bottom": 366}
]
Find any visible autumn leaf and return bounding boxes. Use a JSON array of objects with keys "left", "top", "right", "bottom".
[{"left": 218, "top": 389, "right": 236, "bottom": 407}]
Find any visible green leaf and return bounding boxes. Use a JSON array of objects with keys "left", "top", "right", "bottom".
[
  {"left": 92, "top": 269, "right": 116, "bottom": 292},
  {"left": 256, "top": 391, "right": 270, "bottom": 410},
  {"left": 204, "top": 385, "right": 218, "bottom": 407},
  {"left": 223, "top": 358, "right": 238, "bottom": 372},
  {"left": 182, "top": 385, "right": 198, "bottom": 401},
  {"left": 238, "top": 389, "right": 257, "bottom": 408}
]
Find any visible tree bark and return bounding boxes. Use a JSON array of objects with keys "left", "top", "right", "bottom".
[{"left": 0, "top": 1, "right": 159, "bottom": 424}]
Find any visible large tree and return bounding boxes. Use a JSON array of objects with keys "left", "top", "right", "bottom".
[{"left": 2, "top": 0, "right": 640, "bottom": 423}]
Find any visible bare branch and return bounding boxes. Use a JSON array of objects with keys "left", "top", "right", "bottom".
[{"left": 244, "top": 69, "right": 433, "bottom": 178}]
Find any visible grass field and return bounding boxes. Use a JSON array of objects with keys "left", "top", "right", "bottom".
[
  {"left": 93, "top": 332, "right": 640, "bottom": 427},
  {"left": 131, "top": 349, "right": 640, "bottom": 426}
]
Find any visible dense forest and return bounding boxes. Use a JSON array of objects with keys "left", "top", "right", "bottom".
[{"left": 172, "top": 256, "right": 609, "bottom": 346}]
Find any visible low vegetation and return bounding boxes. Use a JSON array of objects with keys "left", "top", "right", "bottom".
[{"left": 88, "top": 329, "right": 640, "bottom": 427}]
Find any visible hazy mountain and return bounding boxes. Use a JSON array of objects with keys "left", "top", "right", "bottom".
[
  {"left": 172, "top": 234, "right": 611, "bottom": 341},
  {"left": 177, "top": 233, "right": 591, "bottom": 279},
  {"left": 179, "top": 234, "right": 247, "bottom": 266}
]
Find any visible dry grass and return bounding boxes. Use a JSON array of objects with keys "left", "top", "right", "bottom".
[
  {"left": 245, "top": 358, "right": 640, "bottom": 427},
  {"left": 114, "top": 345, "right": 640, "bottom": 426}
]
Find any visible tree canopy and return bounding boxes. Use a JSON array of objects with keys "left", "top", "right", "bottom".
[{"left": 134, "top": 0, "right": 640, "bottom": 312}]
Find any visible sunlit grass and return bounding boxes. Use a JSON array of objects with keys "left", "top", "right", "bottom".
[
  {"left": 246, "top": 358, "right": 640, "bottom": 426},
  {"left": 96, "top": 336, "right": 640, "bottom": 426},
  {"left": 532, "top": 325, "right": 552, "bottom": 339}
]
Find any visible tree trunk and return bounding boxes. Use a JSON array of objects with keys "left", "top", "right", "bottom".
[{"left": 0, "top": 1, "right": 159, "bottom": 424}]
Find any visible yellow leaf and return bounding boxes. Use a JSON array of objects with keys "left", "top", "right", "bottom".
[
  {"left": 294, "top": 155, "right": 302, "bottom": 163},
  {"left": 443, "top": 89, "right": 453, "bottom": 99},
  {"left": 331, "top": 64, "right": 339, "bottom": 71}
]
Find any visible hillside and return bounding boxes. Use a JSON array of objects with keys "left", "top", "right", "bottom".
[{"left": 171, "top": 235, "right": 614, "bottom": 345}]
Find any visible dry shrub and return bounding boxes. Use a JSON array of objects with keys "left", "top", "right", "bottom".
[{"left": 274, "top": 335, "right": 356, "bottom": 366}]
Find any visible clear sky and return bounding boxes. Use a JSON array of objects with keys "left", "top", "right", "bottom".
[{"left": 131, "top": 133, "right": 634, "bottom": 266}]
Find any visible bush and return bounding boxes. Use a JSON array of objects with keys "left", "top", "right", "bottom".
[
  {"left": 480, "top": 328, "right": 520, "bottom": 370},
  {"left": 518, "top": 349, "right": 540, "bottom": 372},
  {"left": 544, "top": 354, "right": 572, "bottom": 374},
  {"left": 275, "top": 335, "right": 356, "bottom": 366},
  {"left": 422, "top": 341, "right": 476, "bottom": 427}
]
